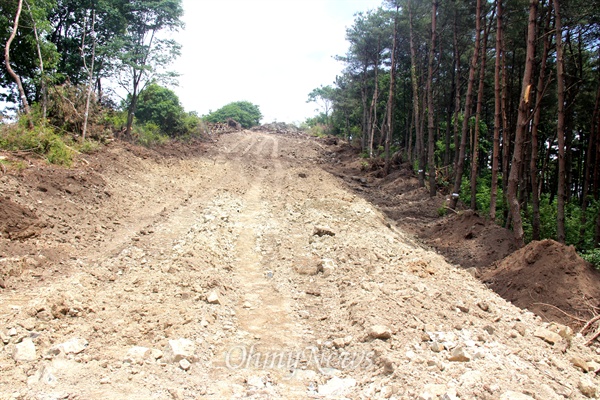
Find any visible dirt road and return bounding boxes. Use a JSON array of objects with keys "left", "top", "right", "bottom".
[{"left": 1, "top": 131, "right": 599, "bottom": 399}]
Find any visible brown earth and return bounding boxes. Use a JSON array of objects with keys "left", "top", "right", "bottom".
[
  {"left": 481, "top": 239, "right": 600, "bottom": 327},
  {"left": 1, "top": 131, "right": 600, "bottom": 399}
]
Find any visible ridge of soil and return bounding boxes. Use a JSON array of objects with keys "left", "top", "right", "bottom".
[
  {"left": 481, "top": 239, "right": 600, "bottom": 326},
  {"left": 1, "top": 132, "right": 600, "bottom": 399}
]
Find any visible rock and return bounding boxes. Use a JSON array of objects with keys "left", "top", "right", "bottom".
[
  {"left": 499, "top": 392, "right": 535, "bottom": 400},
  {"left": 124, "top": 346, "right": 151, "bottom": 364},
  {"left": 242, "top": 301, "right": 252, "bottom": 308},
  {"left": 419, "top": 384, "right": 448, "bottom": 400},
  {"left": 455, "top": 304, "right": 470, "bottom": 313},
  {"left": 0, "top": 278, "right": 5, "bottom": 289},
  {"left": 207, "top": 291, "right": 220, "bottom": 305},
  {"left": 381, "top": 357, "right": 395, "bottom": 374},
  {"left": 369, "top": 325, "right": 392, "bottom": 340},
  {"left": 151, "top": 349, "right": 163, "bottom": 360},
  {"left": 320, "top": 258, "right": 336, "bottom": 277},
  {"left": 430, "top": 342, "right": 445, "bottom": 353},
  {"left": 483, "top": 325, "right": 495, "bottom": 335},
  {"left": 570, "top": 356, "right": 591, "bottom": 372},
  {"left": 421, "top": 332, "right": 432, "bottom": 342},
  {"left": 0, "top": 330, "right": 8, "bottom": 344},
  {"left": 318, "top": 377, "right": 356, "bottom": 396},
  {"left": 49, "top": 338, "right": 88, "bottom": 355},
  {"left": 448, "top": 346, "right": 471, "bottom": 362},
  {"left": 28, "top": 365, "right": 57, "bottom": 387},
  {"left": 333, "top": 338, "right": 346, "bottom": 348},
  {"left": 179, "top": 359, "right": 191, "bottom": 371},
  {"left": 579, "top": 377, "right": 598, "bottom": 398},
  {"left": 477, "top": 302, "right": 490, "bottom": 312},
  {"left": 8, "top": 327, "right": 17, "bottom": 336},
  {"left": 534, "top": 328, "right": 562, "bottom": 345},
  {"left": 294, "top": 261, "right": 319, "bottom": 276},
  {"left": 513, "top": 322, "right": 527, "bottom": 336},
  {"left": 246, "top": 376, "right": 265, "bottom": 389},
  {"left": 550, "top": 323, "right": 574, "bottom": 341},
  {"left": 163, "top": 338, "right": 196, "bottom": 363},
  {"left": 313, "top": 226, "right": 335, "bottom": 237},
  {"left": 13, "top": 338, "right": 36, "bottom": 361}
]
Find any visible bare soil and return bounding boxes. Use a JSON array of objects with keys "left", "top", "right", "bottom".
[{"left": 1, "top": 132, "right": 600, "bottom": 399}]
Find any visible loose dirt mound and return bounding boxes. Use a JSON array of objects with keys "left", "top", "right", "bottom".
[
  {"left": 482, "top": 239, "right": 600, "bottom": 326},
  {"left": 0, "top": 197, "right": 43, "bottom": 240},
  {"left": 422, "top": 210, "right": 516, "bottom": 269}
]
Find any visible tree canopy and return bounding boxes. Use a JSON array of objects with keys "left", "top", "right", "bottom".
[{"left": 204, "top": 101, "right": 262, "bottom": 129}]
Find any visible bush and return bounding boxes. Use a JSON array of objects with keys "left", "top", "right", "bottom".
[
  {"left": 134, "top": 122, "right": 168, "bottom": 147},
  {"left": 204, "top": 101, "right": 262, "bottom": 128},
  {"left": 580, "top": 248, "right": 600, "bottom": 269}
]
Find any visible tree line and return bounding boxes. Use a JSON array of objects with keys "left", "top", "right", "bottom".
[{"left": 308, "top": 0, "right": 600, "bottom": 252}]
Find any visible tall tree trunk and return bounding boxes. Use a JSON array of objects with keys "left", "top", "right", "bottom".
[
  {"left": 427, "top": 1, "right": 438, "bottom": 197},
  {"left": 82, "top": 8, "right": 97, "bottom": 142},
  {"left": 408, "top": 0, "right": 424, "bottom": 187},
  {"left": 470, "top": 9, "right": 492, "bottom": 210},
  {"left": 25, "top": 0, "right": 46, "bottom": 122},
  {"left": 506, "top": 0, "right": 538, "bottom": 248},
  {"left": 4, "top": 0, "right": 32, "bottom": 121},
  {"left": 385, "top": 6, "right": 399, "bottom": 176},
  {"left": 449, "top": 0, "right": 482, "bottom": 209},
  {"left": 490, "top": 0, "right": 503, "bottom": 221},
  {"left": 452, "top": 10, "right": 462, "bottom": 167},
  {"left": 531, "top": 0, "right": 553, "bottom": 241},
  {"left": 369, "top": 40, "right": 380, "bottom": 158},
  {"left": 554, "top": 0, "right": 566, "bottom": 244}
]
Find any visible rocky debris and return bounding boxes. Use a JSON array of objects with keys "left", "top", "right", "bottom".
[
  {"left": 207, "top": 290, "right": 221, "bottom": 304},
  {"left": 579, "top": 377, "right": 598, "bottom": 398},
  {"left": 570, "top": 355, "right": 591, "bottom": 372},
  {"left": 319, "top": 258, "right": 336, "bottom": 277},
  {"left": 28, "top": 365, "right": 57, "bottom": 387},
  {"left": 162, "top": 338, "right": 196, "bottom": 364},
  {"left": 48, "top": 338, "right": 88, "bottom": 355},
  {"left": 369, "top": 325, "right": 392, "bottom": 340},
  {"left": 448, "top": 346, "right": 471, "bottom": 362},
  {"left": 318, "top": 376, "right": 356, "bottom": 397},
  {"left": 312, "top": 225, "right": 336, "bottom": 237},
  {"left": 124, "top": 346, "right": 152, "bottom": 364},
  {"left": 13, "top": 338, "right": 37, "bottom": 361},
  {"left": 251, "top": 122, "right": 302, "bottom": 135},
  {"left": 179, "top": 359, "right": 191, "bottom": 371},
  {"left": 499, "top": 392, "right": 535, "bottom": 400},
  {"left": 418, "top": 384, "right": 457, "bottom": 400},
  {"left": 534, "top": 327, "right": 563, "bottom": 345}
]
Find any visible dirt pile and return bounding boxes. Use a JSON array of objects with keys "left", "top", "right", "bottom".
[
  {"left": 0, "top": 198, "right": 44, "bottom": 241},
  {"left": 482, "top": 239, "right": 600, "bottom": 326},
  {"left": 423, "top": 210, "right": 517, "bottom": 269}
]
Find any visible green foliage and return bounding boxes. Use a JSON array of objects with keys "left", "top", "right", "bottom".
[
  {"left": 134, "top": 122, "right": 168, "bottom": 147},
  {"left": 580, "top": 248, "right": 600, "bottom": 269},
  {"left": 0, "top": 120, "right": 74, "bottom": 166},
  {"left": 437, "top": 206, "right": 447, "bottom": 217},
  {"left": 135, "top": 83, "right": 185, "bottom": 136},
  {"left": 204, "top": 101, "right": 262, "bottom": 128}
]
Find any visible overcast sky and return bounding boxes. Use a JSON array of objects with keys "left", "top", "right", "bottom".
[{"left": 170, "top": 0, "right": 382, "bottom": 124}]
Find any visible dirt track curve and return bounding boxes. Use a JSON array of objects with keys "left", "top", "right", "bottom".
[{"left": 1, "top": 131, "right": 600, "bottom": 399}]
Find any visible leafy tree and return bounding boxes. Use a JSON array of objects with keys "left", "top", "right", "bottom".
[
  {"left": 204, "top": 101, "right": 262, "bottom": 129},
  {"left": 115, "top": 0, "right": 184, "bottom": 137},
  {"left": 307, "top": 85, "right": 335, "bottom": 127},
  {"left": 135, "top": 82, "right": 185, "bottom": 135}
]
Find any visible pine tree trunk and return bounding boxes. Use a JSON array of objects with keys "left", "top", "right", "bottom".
[
  {"left": 470, "top": 10, "right": 492, "bottom": 210},
  {"left": 506, "top": 0, "right": 538, "bottom": 248},
  {"left": 554, "top": 0, "right": 567, "bottom": 244},
  {"left": 408, "top": 0, "right": 424, "bottom": 187},
  {"left": 449, "top": 0, "right": 482, "bottom": 209},
  {"left": 490, "top": 0, "right": 503, "bottom": 221},
  {"left": 427, "top": 1, "right": 438, "bottom": 197},
  {"left": 531, "top": 1, "right": 553, "bottom": 241},
  {"left": 385, "top": 7, "right": 399, "bottom": 176}
]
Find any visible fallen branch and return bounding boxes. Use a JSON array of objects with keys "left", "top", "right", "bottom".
[
  {"left": 532, "top": 302, "right": 588, "bottom": 323},
  {"left": 581, "top": 314, "right": 600, "bottom": 335}
]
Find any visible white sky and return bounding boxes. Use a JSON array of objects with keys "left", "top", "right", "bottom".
[{"left": 171, "top": 0, "right": 382, "bottom": 124}]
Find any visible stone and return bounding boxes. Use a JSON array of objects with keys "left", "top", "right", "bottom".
[
  {"left": 369, "top": 325, "right": 392, "bottom": 340},
  {"left": 534, "top": 328, "right": 562, "bottom": 345},
  {"left": 207, "top": 291, "right": 220, "bottom": 305},
  {"left": 513, "top": 322, "right": 527, "bottom": 336},
  {"left": 499, "top": 392, "right": 534, "bottom": 400},
  {"left": 8, "top": 327, "right": 17, "bottom": 336},
  {"left": 28, "top": 365, "right": 57, "bottom": 387},
  {"left": 124, "top": 346, "right": 151, "bottom": 364},
  {"left": 448, "top": 346, "right": 471, "bottom": 362},
  {"left": 320, "top": 259, "right": 336, "bottom": 277},
  {"left": 313, "top": 226, "right": 335, "bottom": 237},
  {"left": 318, "top": 377, "right": 356, "bottom": 396},
  {"left": 163, "top": 338, "right": 196, "bottom": 363},
  {"left": 13, "top": 338, "right": 36, "bottom": 361},
  {"left": 455, "top": 304, "right": 470, "bottom": 313},
  {"left": 483, "top": 325, "right": 495, "bottom": 335},
  {"left": 246, "top": 376, "right": 265, "bottom": 389},
  {"left": 242, "top": 301, "right": 252, "bottom": 309},
  {"left": 294, "top": 262, "right": 319, "bottom": 276},
  {"left": 49, "top": 338, "right": 88, "bottom": 355},
  {"left": 570, "top": 356, "right": 591, "bottom": 372},
  {"left": 579, "top": 377, "right": 598, "bottom": 398},
  {"left": 179, "top": 359, "right": 191, "bottom": 371},
  {"left": 419, "top": 384, "right": 448, "bottom": 400},
  {"left": 430, "top": 342, "right": 445, "bottom": 353},
  {"left": 151, "top": 349, "right": 163, "bottom": 360},
  {"left": 477, "top": 302, "right": 490, "bottom": 312},
  {"left": 0, "top": 330, "right": 8, "bottom": 344},
  {"left": 549, "top": 323, "right": 574, "bottom": 341},
  {"left": 333, "top": 338, "right": 346, "bottom": 348}
]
